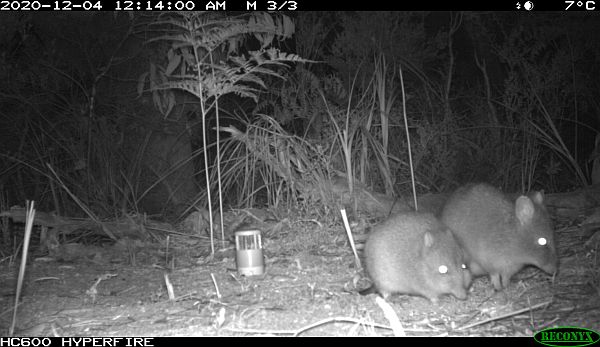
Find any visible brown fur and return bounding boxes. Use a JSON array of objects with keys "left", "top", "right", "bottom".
[
  {"left": 441, "top": 183, "right": 557, "bottom": 290},
  {"left": 363, "top": 212, "right": 471, "bottom": 303}
]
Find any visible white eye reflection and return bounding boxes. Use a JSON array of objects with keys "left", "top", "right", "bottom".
[
  {"left": 438, "top": 265, "right": 448, "bottom": 274},
  {"left": 461, "top": 264, "right": 467, "bottom": 269},
  {"left": 537, "top": 237, "right": 548, "bottom": 246}
]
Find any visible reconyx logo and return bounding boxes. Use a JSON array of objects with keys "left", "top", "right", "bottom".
[{"left": 534, "top": 326, "right": 600, "bottom": 347}]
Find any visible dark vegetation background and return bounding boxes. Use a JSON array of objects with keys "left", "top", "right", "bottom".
[{"left": 0, "top": 11, "right": 598, "bottom": 225}]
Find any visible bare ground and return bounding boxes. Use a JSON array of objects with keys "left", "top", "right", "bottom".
[{"left": 0, "top": 212, "right": 598, "bottom": 337}]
